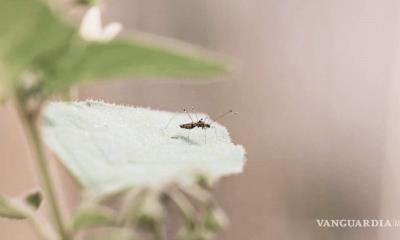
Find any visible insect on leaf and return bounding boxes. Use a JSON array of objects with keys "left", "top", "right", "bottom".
[{"left": 41, "top": 101, "right": 246, "bottom": 195}]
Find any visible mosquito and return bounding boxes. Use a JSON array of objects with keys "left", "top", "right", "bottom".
[
  {"left": 164, "top": 107, "right": 236, "bottom": 144},
  {"left": 179, "top": 109, "right": 233, "bottom": 130}
]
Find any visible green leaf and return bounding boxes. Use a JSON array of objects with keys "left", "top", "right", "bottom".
[
  {"left": 71, "top": 207, "right": 115, "bottom": 231},
  {"left": 0, "top": 0, "right": 73, "bottom": 84},
  {"left": 0, "top": 196, "right": 26, "bottom": 219},
  {"left": 41, "top": 39, "right": 227, "bottom": 93},
  {"left": 0, "top": 0, "right": 227, "bottom": 96},
  {"left": 24, "top": 191, "right": 43, "bottom": 210},
  {"left": 76, "top": 0, "right": 98, "bottom": 6}
]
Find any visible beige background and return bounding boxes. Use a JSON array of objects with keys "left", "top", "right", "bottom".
[{"left": 2, "top": 0, "right": 400, "bottom": 239}]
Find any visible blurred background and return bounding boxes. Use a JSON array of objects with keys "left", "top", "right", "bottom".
[{"left": 2, "top": 0, "right": 400, "bottom": 239}]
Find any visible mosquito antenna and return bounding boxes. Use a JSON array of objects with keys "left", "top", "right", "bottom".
[
  {"left": 212, "top": 126, "right": 220, "bottom": 141},
  {"left": 212, "top": 110, "right": 237, "bottom": 122},
  {"left": 163, "top": 114, "right": 178, "bottom": 130}
]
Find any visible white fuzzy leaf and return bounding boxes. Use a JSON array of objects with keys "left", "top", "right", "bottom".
[{"left": 41, "top": 101, "right": 245, "bottom": 194}]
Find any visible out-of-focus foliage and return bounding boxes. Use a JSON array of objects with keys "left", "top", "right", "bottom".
[
  {"left": 40, "top": 40, "right": 227, "bottom": 93},
  {"left": 0, "top": 1, "right": 239, "bottom": 239},
  {"left": 76, "top": 0, "right": 98, "bottom": 6},
  {"left": 71, "top": 206, "right": 115, "bottom": 231},
  {"left": 132, "top": 192, "right": 164, "bottom": 231},
  {"left": 0, "top": 192, "right": 42, "bottom": 220},
  {"left": 24, "top": 190, "right": 43, "bottom": 210},
  {"left": 0, "top": 0, "right": 227, "bottom": 99},
  {"left": 0, "top": 196, "right": 27, "bottom": 219},
  {"left": 0, "top": 0, "right": 73, "bottom": 94},
  {"left": 89, "top": 230, "right": 135, "bottom": 240}
]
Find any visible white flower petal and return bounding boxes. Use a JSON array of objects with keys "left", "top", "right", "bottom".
[
  {"left": 102, "top": 22, "right": 122, "bottom": 42},
  {"left": 41, "top": 101, "right": 246, "bottom": 194},
  {"left": 79, "top": 6, "right": 103, "bottom": 41}
]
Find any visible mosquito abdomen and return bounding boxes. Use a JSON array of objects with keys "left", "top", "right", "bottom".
[{"left": 180, "top": 123, "right": 195, "bottom": 129}]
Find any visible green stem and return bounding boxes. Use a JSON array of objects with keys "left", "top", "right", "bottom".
[
  {"left": 15, "top": 99, "right": 70, "bottom": 240},
  {"left": 6, "top": 198, "right": 56, "bottom": 240}
]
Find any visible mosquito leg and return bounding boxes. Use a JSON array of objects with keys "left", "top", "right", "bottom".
[
  {"left": 204, "top": 128, "right": 207, "bottom": 144},
  {"left": 212, "top": 126, "right": 219, "bottom": 141},
  {"left": 190, "top": 106, "right": 199, "bottom": 122},
  {"left": 187, "top": 129, "right": 191, "bottom": 141},
  {"left": 163, "top": 114, "right": 177, "bottom": 132},
  {"left": 213, "top": 110, "right": 234, "bottom": 122},
  {"left": 184, "top": 108, "right": 194, "bottom": 123},
  {"left": 203, "top": 117, "right": 218, "bottom": 141}
]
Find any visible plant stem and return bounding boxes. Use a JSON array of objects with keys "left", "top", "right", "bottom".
[
  {"left": 15, "top": 99, "right": 69, "bottom": 240},
  {"left": 6, "top": 198, "right": 56, "bottom": 240}
]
